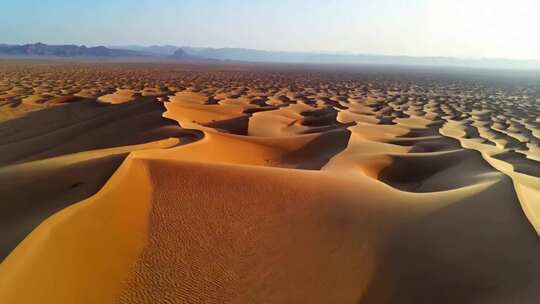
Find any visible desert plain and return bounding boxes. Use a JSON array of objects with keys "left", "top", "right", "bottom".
[{"left": 0, "top": 60, "right": 539, "bottom": 303}]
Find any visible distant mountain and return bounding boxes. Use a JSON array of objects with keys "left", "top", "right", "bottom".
[
  {"left": 109, "top": 45, "right": 179, "bottom": 56},
  {"left": 2, "top": 43, "right": 539, "bottom": 70},
  {"left": 0, "top": 43, "right": 211, "bottom": 61},
  {"left": 170, "top": 48, "right": 196, "bottom": 60},
  {"left": 178, "top": 47, "right": 540, "bottom": 70},
  {"left": 0, "top": 43, "right": 145, "bottom": 57}
]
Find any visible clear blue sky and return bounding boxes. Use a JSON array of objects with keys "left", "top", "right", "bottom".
[{"left": 2, "top": 0, "right": 539, "bottom": 59}]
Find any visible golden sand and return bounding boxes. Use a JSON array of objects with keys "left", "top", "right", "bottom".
[{"left": 0, "top": 61, "right": 539, "bottom": 303}]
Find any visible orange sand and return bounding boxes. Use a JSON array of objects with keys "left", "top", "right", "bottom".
[{"left": 0, "top": 62, "right": 539, "bottom": 303}]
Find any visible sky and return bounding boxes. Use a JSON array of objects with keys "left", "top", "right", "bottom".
[{"left": 1, "top": 0, "right": 539, "bottom": 60}]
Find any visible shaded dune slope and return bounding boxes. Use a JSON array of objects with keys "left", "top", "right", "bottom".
[{"left": 0, "top": 96, "right": 201, "bottom": 259}]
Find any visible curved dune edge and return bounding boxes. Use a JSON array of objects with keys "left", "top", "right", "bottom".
[
  {"left": 440, "top": 125, "right": 540, "bottom": 234},
  {"left": 0, "top": 138, "right": 180, "bottom": 254},
  {"left": 482, "top": 156, "right": 539, "bottom": 235},
  {"left": 98, "top": 89, "right": 138, "bottom": 104},
  {"left": 0, "top": 136, "right": 390, "bottom": 303},
  {"left": 0, "top": 155, "right": 153, "bottom": 303},
  {"left": 0, "top": 137, "right": 517, "bottom": 303}
]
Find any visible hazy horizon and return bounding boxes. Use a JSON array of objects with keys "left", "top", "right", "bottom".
[{"left": 2, "top": 0, "right": 540, "bottom": 61}]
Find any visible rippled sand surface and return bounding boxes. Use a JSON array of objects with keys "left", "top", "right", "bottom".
[{"left": 1, "top": 61, "right": 539, "bottom": 303}]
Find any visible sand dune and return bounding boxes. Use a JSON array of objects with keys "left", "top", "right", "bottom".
[{"left": 0, "top": 61, "right": 539, "bottom": 303}]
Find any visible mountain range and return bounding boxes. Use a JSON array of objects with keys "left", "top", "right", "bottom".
[
  {"left": 0, "top": 43, "right": 142, "bottom": 57},
  {"left": 2, "top": 43, "right": 539, "bottom": 70}
]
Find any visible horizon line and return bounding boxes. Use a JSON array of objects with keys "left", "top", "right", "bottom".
[{"left": 3, "top": 41, "right": 540, "bottom": 62}]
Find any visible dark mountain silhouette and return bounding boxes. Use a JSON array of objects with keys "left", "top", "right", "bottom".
[
  {"left": 0, "top": 43, "right": 211, "bottom": 62},
  {"left": 170, "top": 48, "right": 191, "bottom": 59},
  {"left": 109, "top": 45, "right": 179, "bottom": 56},
  {"left": 169, "top": 48, "right": 218, "bottom": 62},
  {"left": 0, "top": 43, "right": 144, "bottom": 57}
]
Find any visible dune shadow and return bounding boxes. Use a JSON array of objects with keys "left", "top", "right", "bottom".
[
  {"left": 0, "top": 153, "right": 127, "bottom": 261},
  {"left": 492, "top": 151, "right": 540, "bottom": 177},
  {"left": 282, "top": 129, "right": 351, "bottom": 170},
  {"left": 359, "top": 176, "right": 540, "bottom": 304},
  {"left": 204, "top": 115, "right": 250, "bottom": 135},
  {"left": 0, "top": 97, "right": 198, "bottom": 166}
]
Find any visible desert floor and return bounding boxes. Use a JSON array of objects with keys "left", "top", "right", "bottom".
[{"left": 0, "top": 61, "right": 539, "bottom": 303}]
